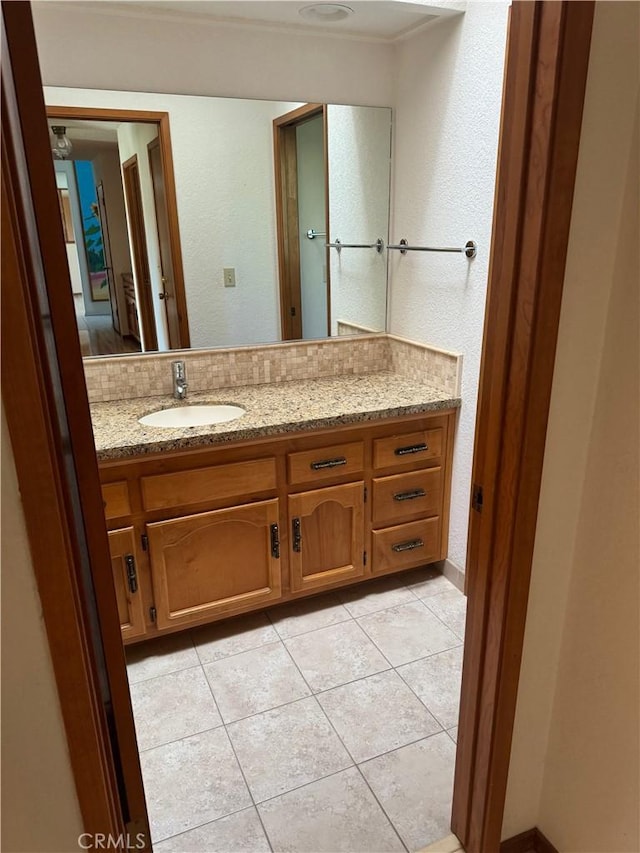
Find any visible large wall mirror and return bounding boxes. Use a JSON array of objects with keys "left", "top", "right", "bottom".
[{"left": 45, "top": 87, "right": 392, "bottom": 358}]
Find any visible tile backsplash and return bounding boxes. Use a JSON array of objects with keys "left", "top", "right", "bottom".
[{"left": 83, "top": 334, "right": 461, "bottom": 403}]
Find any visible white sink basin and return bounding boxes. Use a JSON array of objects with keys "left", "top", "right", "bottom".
[{"left": 139, "top": 404, "right": 245, "bottom": 428}]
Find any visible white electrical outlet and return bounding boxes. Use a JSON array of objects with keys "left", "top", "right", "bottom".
[{"left": 223, "top": 268, "right": 236, "bottom": 287}]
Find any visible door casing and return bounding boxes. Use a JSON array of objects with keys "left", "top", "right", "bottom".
[{"left": 46, "top": 103, "right": 191, "bottom": 350}]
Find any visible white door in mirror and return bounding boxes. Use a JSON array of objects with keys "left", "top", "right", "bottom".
[{"left": 139, "top": 405, "right": 245, "bottom": 428}]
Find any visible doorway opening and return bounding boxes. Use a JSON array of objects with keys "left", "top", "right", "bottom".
[
  {"left": 273, "top": 104, "right": 331, "bottom": 341},
  {"left": 47, "top": 107, "right": 191, "bottom": 355}
]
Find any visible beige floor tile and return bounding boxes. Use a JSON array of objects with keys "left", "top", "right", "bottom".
[
  {"left": 203, "top": 642, "right": 310, "bottom": 722},
  {"left": 417, "top": 832, "right": 463, "bottom": 852},
  {"left": 360, "top": 733, "right": 456, "bottom": 851},
  {"left": 126, "top": 634, "right": 199, "bottom": 685},
  {"left": 258, "top": 767, "right": 405, "bottom": 852},
  {"left": 192, "top": 611, "right": 279, "bottom": 664},
  {"left": 130, "top": 666, "right": 222, "bottom": 750},
  {"left": 154, "top": 807, "right": 271, "bottom": 853},
  {"left": 447, "top": 727, "right": 458, "bottom": 744},
  {"left": 424, "top": 589, "right": 467, "bottom": 639},
  {"left": 338, "top": 576, "right": 416, "bottom": 617},
  {"left": 269, "top": 593, "right": 351, "bottom": 639},
  {"left": 140, "top": 728, "right": 251, "bottom": 843},
  {"left": 398, "top": 646, "right": 464, "bottom": 730},
  {"left": 405, "top": 567, "right": 455, "bottom": 600},
  {"left": 358, "top": 600, "right": 460, "bottom": 667},
  {"left": 227, "top": 697, "right": 352, "bottom": 803},
  {"left": 317, "top": 670, "right": 441, "bottom": 762},
  {"left": 285, "top": 620, "right": 390, "bottom": 692}
]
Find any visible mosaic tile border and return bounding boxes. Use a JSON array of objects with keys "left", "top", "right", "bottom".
[{"left": 83, "top": 334, "right": 461, "bottom": 403}]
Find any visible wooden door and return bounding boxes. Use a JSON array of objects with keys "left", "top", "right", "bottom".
[
  {"left": 273, "top": 103, "right": 329, "bottom": 341},
  {"left": 148, "top": 137, "right": 181, "bottom": 349},
  {"left": 121, "top": 155, "right": 158, "bottom": 350},
  {"left": 289, "top": 482, "right": 365, "bottom": 592},
  {"left": 107, "top": 527, "right": 147, "bottom": 641},
  {"left": 147, "top": 499, "right": 281, "bottom": 630}
]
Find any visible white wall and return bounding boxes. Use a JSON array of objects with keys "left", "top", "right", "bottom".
[
  {"left": 117, "top": 121, "right": 170, "bottom": 349},
  {"left": 328, "top": 104, "right": 391, "bottom": 335},
  {"left": 388, "top": 2, "right": 510, "bottom": 571},
  {"left": 92, "top": 145, "right": 132, "bottom": 336},
  {"left": 1, "top": 406, "right": 84, "bottom": 852},
  {"left": 503, "top": 3, "right": 640, "bottom": 846},
  {"left": 32, "top": 3, "right": 394, "bottom": 107}
]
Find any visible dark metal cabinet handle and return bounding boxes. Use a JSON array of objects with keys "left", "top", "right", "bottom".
[
  {"left": 391, "top": 538, "right": 424, "bottom": 553},
  {"left": 394, "top": 443, "right": 428, "bottom": 456},
  {"left": 393, "top": 488, "right": 427, "bottom": 502},
  {"left": 310, "top": 456, "right": 347, "bottom": 470},
  {"left": 270, "top": 524, "right": 280, "bottom": 559},
  {"left": 125, "top": 554, "right": 138, "bottom": 593},
  {"left": 292, "top": 517, "right": 302, "bottom": 552}
]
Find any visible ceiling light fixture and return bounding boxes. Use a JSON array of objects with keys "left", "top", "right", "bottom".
[
  {"left": 51, "top": 126, "right": 73, "bottom": 160},
  {"left": 299, "top": 3, "right": 354, "bottom": 23}
]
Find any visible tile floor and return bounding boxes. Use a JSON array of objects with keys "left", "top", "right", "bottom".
[{"left": 126, "top": 567, "right": 466, "bottom": 853}]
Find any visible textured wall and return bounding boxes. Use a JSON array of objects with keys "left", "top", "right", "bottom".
[
  {"left": 91, "top": 145, "right": 133, "bottom": 336},
  {"left": 328, "top": 105, "right": 391, "bottom": 335},
  {"left": 388, "top": 2, "right": 509, "bottom": 570},
  {"left": 503, "top": 3, "right": 640, "bottom": 844}
]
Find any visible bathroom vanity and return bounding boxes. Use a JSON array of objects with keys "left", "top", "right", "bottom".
[{"left": 94, "top": 370, "right": 459, "bottom": 644}]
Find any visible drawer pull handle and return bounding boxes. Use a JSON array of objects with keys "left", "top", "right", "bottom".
[
  {"left": 392, "top": 538, "right": 424, "bottom": 553},
  {"left": 292, "top": 517, "right": 302, "bottom": 552},
  {"left": 393, "top": 488, "right": 427, "bottom": 502},
  {"left": 310, "top": 456, "right": 347, "bottom": 470},
  {"left": 270, "top": 523, "right": 280, "bottom": 559},
  {"left": 395, "top": 443, "right": 428, "bottom": 456}
]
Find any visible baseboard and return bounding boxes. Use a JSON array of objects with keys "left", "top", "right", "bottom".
[
  {"left": 440, "top": 558, "right": 465, "bottom": 593},
  {"left": 501, "top": 828, "right": 558, "bottom": 853}
]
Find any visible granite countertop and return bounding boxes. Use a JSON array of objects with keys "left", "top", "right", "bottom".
[{"left": 91, "top": 372, "right": 461, "bottom": 461}]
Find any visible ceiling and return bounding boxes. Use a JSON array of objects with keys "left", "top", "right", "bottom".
[
  {"left": 50, "top": 118, "right": 122, "bottom": 143},
  {"left": 52, "top": 0, "right": 465, "bottom": 42}
]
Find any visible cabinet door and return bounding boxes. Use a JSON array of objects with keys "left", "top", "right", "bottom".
[
  {"left": 108, "top": 527, "right": 147, "bottom": 641},
  {"left": 289, "top": 482, "right": 365, "bottom": 593},
  {"left": 147, "top": 499, "right": 281, "bottom": 630}
]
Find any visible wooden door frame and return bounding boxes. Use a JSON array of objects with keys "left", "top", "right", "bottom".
[
  {"left": 273, "top": 103, "right": 331, "bottom": 340},
  {"left": 1, "top": 2, "right": 150, "bottom": 845},
  {"left": 452, "top": 2, "right": 595, "bottom": 849},
  {"left": 121, "top": 154, "right": 158, "bottom": 351},
  {"left": 1, "top": 0, "right": 595, "bottom": 848},
  {"left": 46, "top": 103, "right": 191, "bottom": 349}
]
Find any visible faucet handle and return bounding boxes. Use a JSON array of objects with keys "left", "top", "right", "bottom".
[{"left": 172, "top": 360, "right": 186, "bottom": 380}]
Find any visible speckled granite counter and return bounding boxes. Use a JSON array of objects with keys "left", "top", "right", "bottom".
[{"left": 91, "top": 372, "right": 461, "bottom": 461}]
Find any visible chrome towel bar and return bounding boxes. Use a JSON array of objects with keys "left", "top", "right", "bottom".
[
  {"left": 388, "top": 238, "right": 477, "bottom": 258},
  {"left": 327, "top": 237, "right": 385, "bottom": 254}
]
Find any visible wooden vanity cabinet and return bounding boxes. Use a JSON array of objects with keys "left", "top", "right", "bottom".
[
  {"left": 107, "top": 527, "right": 147, "bottom": 641},
  {"left": 288, "top": 482, "right": 366, "bottom": 593},
  {"left": 99, "top": 409, "right": 456, "bottom": 644},
  {"left": 146, "top": 499, "right": 282, "bottom": 630}
]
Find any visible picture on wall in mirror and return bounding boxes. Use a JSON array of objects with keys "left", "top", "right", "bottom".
[{"left": 46, "top": 89, "right": 392, "bottom": 358}]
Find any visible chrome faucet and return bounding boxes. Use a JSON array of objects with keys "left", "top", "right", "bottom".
[{"left": 172, "top": 360, "right": 188, "bottom": 400}]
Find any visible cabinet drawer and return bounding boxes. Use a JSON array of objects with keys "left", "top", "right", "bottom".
[
  {"left": 141, "top": 458, "right": 277, "bottom": 512},
  {"left": 102, "top": 481, "right": 131, "bottom": 520},
  {"left": 288, "top": 442, "right": 364, "bottom": 486},
  {"left": 372, "top": 467, "right": 442, "bottom": 527},
  {"left": 373, "top": 428, "right": 443, "bottom": 470},
  {"left": 372, "top": 517, "right": 441, "bottom": 574}
]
